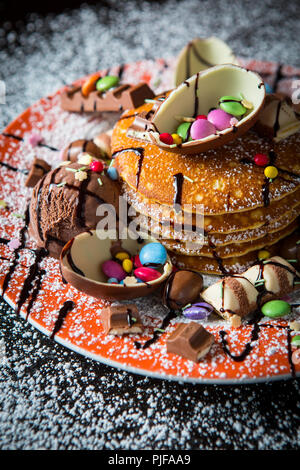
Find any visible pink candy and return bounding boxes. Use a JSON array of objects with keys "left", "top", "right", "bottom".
[
  {"left": 101, "top": 260, "right": 126, "bottom": 281},
  {"left": 134, "top": 267, "right": 161, "bottom": 282},
  {"left": 28, "top": 132, "right": 43, "bottom": 147},
  {"left": 207, "top": 109, "right": 234, "bottom": 131},
  {"left": 190, "top": 119, "right": 216, "bottom": 140}
]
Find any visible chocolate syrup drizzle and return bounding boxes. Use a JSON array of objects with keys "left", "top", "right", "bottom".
[
  {"left": 1, "top": 132, "right": 59, "bottom": 152},
  {"left": 185, "top": 42, "right": 214, "bottom": 79},
  {"left": 112, "top": 147, "right": 145, "bottom": 189},
  {"left": 50, "top": 301, "right": 76, "bottom": 340},
  {"left": 219, "top": 259, "right": 300, "bottom": 376}
]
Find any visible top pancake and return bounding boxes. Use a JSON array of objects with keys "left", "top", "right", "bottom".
[{"left": 112, "top": 101, "right": 300, "bottom": 215}]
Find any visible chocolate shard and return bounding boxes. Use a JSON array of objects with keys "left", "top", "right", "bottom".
[
  {"left": 25, "top": 157, "right": 51, "bottom": 188},
  {"left": 166, "top": 322, "right": 214, "bottom": 362},
  {"left": 126, "top": 111, "right": 157, "bottom": 142},
  {"left": 60, "top": 82, "right": 155, "bottom": 113},
  {"left": 101, "top": 304, "right": 143, "bottom": 336}
]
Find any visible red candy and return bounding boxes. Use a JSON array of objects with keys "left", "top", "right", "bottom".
[
  {"left": 159, "top": 133, "right": 174, "bottom": 145},
  {"left": 196, "top": 115, "right": 207, "bottom": 120},
  {"left": 254, "top": 153, "right": 269, "bottom": 167},
  {"left": 134, "top": 267, "right": 161, "bottom": 282},
  {"left": 134, "top": 254, "right": 143, "bottom": 268},
  {"left": 90, "top": 160, "right": 104, "bottom": 172}
]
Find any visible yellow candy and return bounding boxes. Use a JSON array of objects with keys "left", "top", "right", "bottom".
[
  {"left": 264, "top": 166, "right": 278, "bottom": 179},
  {"left": 171, "top": 133, "right": 183, "bottom": 145},
  {"left": 258, "top": 250, "right": 270, "bottom": 261},
  {"left": 115, "top": 252, "right": 130, "bottom": 261},
  {"left": 122, "top": 258, "right": 133, "bottom": 273}
]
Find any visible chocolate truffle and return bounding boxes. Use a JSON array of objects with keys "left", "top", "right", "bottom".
[
  {"left": 163, "top": 269, "right": 203, "bottom": 311},
  {"left": 29, "top": 162, "right": 121, "bottom": 258},
  {"left": 61, "top": 139, "right": 103, "bottom": 163},
  {"left": 279, "top": 231, "right": 300, "bottom": 269}
]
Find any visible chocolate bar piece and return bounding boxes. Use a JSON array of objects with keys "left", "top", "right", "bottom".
[
  {"left": 25, "top": 157, "right": 51, "bottom": 188},
  {"left": 60, "top": 83, "right": 155, "bottom": 113},
  {"left": 166, "top": 322, "right": 214, "bottom": 362},
  {"left": 102, "top": 304, "right": 143, "bottom": 336}
]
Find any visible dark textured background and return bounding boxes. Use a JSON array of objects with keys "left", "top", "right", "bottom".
[{"left": 0, "top": 0, "right": 300, "bottom": 450}]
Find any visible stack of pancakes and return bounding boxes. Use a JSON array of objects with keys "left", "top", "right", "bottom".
[{"left": 111, "top": 100, "right": 300, "bottom": 274}]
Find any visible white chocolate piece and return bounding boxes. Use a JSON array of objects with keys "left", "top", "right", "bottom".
[
  {"left": 93, "top": 131, "right": 112, "bottom": 157},
  {"left": 255, "top": 95, "right": 300, "bottom": 141},
  {"left": 201, "top": 277, "right": 258, "bottom": 320},
  {"left": 243, "top": 256, "right": 297, "bottom": 297},
  {"left": 174, "top": 37, "right": 239, "bottom": 86},
  {"left": 290, "top": 321, "right": 300, "bottom": 332}
]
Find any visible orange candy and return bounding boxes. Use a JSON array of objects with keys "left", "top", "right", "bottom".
[{"left": 81, "top": 73, "right": 101, "bottom": 97}]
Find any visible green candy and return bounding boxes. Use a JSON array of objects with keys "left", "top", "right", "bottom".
[
  {"left": 291, "top": 335, "right": 300, "bottom": 347},
  {"left": 176, "top": 122, "right": 191, "bottom": 141},
  {"left": 219, "top": 95, "right": 246, "bottom": 117},
  {"left": 96, "top": 75, "right": 120, "bottom": 92},
  {"left": 261, "top": 300, "right": 291, "bottom": 319}
]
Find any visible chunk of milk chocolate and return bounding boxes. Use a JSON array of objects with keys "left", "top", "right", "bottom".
[
  {"left": 166, "top": 322, "right": 214, "bottom": 362},
  {"left": 101, "top": 304, "right": 143, "bottom": 336}
]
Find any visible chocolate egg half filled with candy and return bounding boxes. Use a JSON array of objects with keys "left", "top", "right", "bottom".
[
  {"left": 148, "top": 64, "right": 265, "bottom": 154},
  {"left": 60, "top": 231, "right": 172, "bottom": 301},
  {"left": 163, "top": 269, "right": 203, "bottom": 311}
]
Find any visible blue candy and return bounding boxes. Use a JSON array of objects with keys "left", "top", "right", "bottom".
[
  {"left": 139, "top": 242, "right": 167, "bottom": 267},
  {"left": 107, "top": 167, "right": 119, "bottom": 181},
  {"left": 265, "top": 83, "right": 273, "bottom": 94},
  {"left": 107, "top": 277, "right": 119, "bottom": 284}
]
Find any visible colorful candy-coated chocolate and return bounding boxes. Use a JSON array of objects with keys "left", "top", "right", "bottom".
[
  {"left": 291, "top": 335, "right": 300, "bottom": 347},
  {"left": 134, "top": 254, "right": 143, "bottom": 268},
  {"left": 107, "top": 167, "right": 118, "bottom": 180},
  {"left": 102, "top": 260, "right": 126, "bottom": 281},
  {"left": 107, "top": 277, "right": 119, "bottom": 284},
  {"left": 207, "top": 109, "right": 234, "bottom": 131},
  {"left": 159, "top": 133, "right": 174, "bottom": 145},
  {"left": 122, "top": 258, "right": 133, "bottom": 273},
  {"left": 134, "top": 267, "right": 161, "bottom": 282},
  {"left": 258, "top": 250, "right": 270, "bottom": 260},
  {"left": 196, "top": 115, "right": 207, "bottom": 120},
  {"left": 96, "top": 75, "right": 120, "bottom": 92},
  {"left": 182, "top": 302, "right": 213, "bottom": 320},
  {"left": 139, "top": 242, "right": 167, "bottom": 267},
  {"left": 190, "top": 119, "right": 216, "bottom": 140},
  {"left": 265, "top": 83, "right": 273, "bottom": 94},
  {"left": 261, "top": 300, "right": 291, "bottom": 318},
  {"left": 254, "top": 153, "right": 269, "bottom": 167},
  {"left": 264, "top": 166, "right": 278, "bottom": 179},
  {"left": 28, "top": 132, "right": 43, "bottom": 147},
  {"left": 82, "top": 73, "right": 100, "bottom": 97},
  {"left": 115, "top": 251, "right": 130, "bottom": 261},
  {"left": 171, "top": 133, "right": 182, "bottom": 145},
  {"left": 176, "top": 122, "right": 191, "bottom": 141},
  {"left": 90, "top": 160, "right": 104, "bottom": 172},
  {"left": 219, "top": 96, "right": 246, "bottom": 116}
]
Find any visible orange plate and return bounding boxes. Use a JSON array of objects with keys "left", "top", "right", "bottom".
[{"left": 0, "top": 58, "right": 299, "bottom": 383}]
